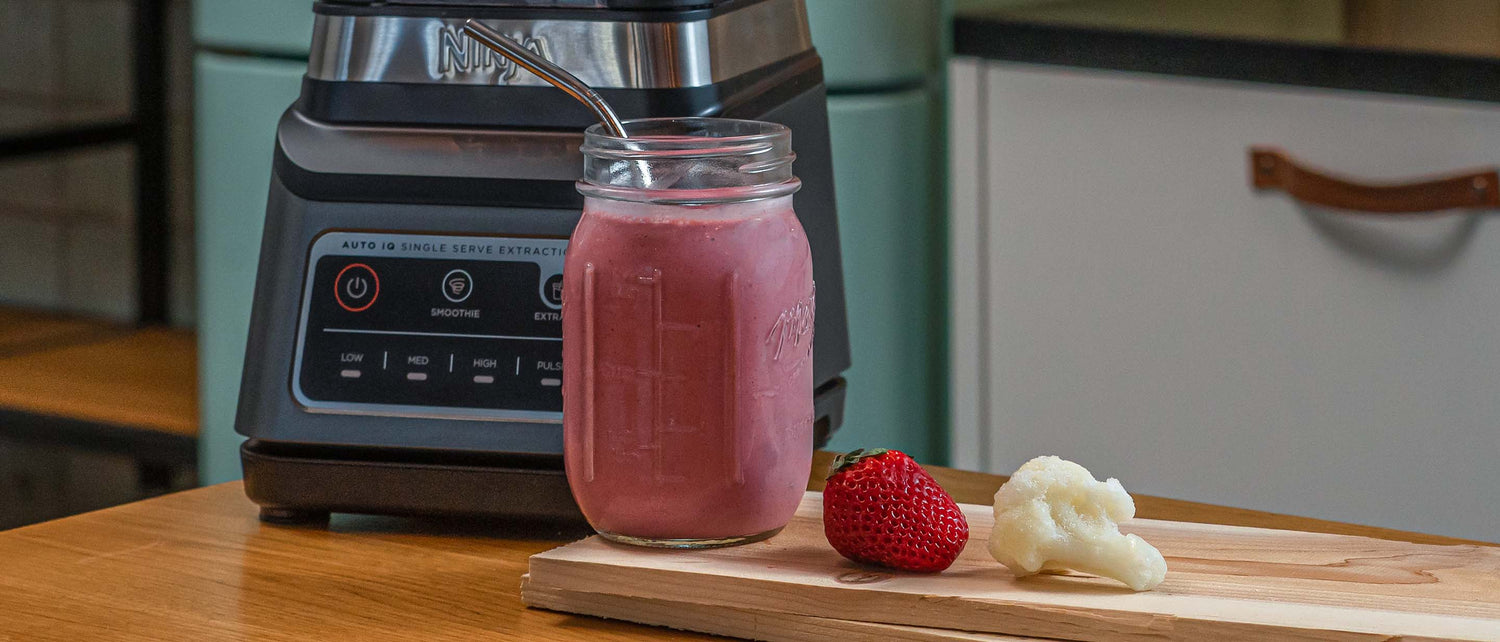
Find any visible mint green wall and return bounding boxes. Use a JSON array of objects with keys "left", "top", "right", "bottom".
[{"left": 194, "top": 54, "right": 305, "bottom": 484}]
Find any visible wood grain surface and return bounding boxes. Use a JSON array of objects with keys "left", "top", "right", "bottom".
[
  {"left": 528, "top": 492, "right": 1500, "bottom": 641},
  {"left": 0, "top": 481, "right": 713, "bottom": 642},
  {"left": 0, "top": 327, "right": 197, "bottom": 436},
  {"left": 0, "top": 457, "right": 1489, "bottom": 641}
]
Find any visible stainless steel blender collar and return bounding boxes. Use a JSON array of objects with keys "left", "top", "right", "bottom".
[{"left": 307, "top": 0, "right": 813, "bottom": 89}]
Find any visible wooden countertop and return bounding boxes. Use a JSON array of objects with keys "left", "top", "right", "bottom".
[{"left": 0, "top": 452, "right": 1486, "bottom": 641}]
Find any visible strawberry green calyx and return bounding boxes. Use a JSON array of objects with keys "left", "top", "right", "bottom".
[{"left": 828, "top": 448, "right": 891, "bottom": 478}]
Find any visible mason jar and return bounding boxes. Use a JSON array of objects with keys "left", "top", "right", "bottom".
[{"left": 562, "top": 117, "right": 815, "bottom": 548}]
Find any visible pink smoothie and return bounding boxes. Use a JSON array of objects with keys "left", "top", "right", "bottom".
[{"left": 561, "top": 194, "right": 814, "bottom": 542}]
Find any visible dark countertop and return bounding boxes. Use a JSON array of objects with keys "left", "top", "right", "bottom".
[{"left": 954, "top": 14, "right": 1500, "bottom": 104}]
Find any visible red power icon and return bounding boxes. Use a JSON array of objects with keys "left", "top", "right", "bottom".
[{"left": 335, "top": 263, "right": 380, "bottom": 312}]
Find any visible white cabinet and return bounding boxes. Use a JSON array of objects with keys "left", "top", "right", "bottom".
[{"left": 950, "top": 58, "right": 1500, "bottom": 541}]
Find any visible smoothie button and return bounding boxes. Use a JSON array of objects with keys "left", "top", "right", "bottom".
[{"left": 442, "top": 269, "right": 473, "bottom": 303}]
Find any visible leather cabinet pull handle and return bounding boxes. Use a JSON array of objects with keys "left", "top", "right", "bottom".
[{"left": 1250, "top": 147, "right": 1500, "bottom": 214}]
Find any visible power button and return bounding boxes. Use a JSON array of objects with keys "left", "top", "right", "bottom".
[{"left": 335, "top": 263, "right": 379, "bottom": 312}]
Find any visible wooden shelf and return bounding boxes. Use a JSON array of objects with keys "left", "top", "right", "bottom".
[
  {"left": 0, "top": 307, "right": 198, "bottom": 471},
  {"left": 0, "top": 326, "right": 198, "bottom": 439},
  {"left": 0, "top": 308, "right": 117, "bottom": 356}
]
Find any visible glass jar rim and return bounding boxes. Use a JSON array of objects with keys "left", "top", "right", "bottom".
[
  {"left": 582, "top": 117, "right": 791, "bottom": 147},
  {"left": 576, "top": 178, "right": 801, "bottom": 206},
  {"left": 578, "top": 117, "right": 799, "bottom": 205}
]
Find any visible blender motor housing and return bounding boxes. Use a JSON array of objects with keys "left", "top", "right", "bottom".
[{"left": 236, "top": 0, "right": 851, "bottom": 523}]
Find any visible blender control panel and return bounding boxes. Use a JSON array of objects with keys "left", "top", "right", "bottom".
[{"left": 292, "top": 232, "right": 566, "bottom": 422}]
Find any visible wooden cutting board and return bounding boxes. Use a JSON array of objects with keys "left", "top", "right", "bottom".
[
  {"left": 526, "top": 492, "right": 1500, "bottom": 641},
  {"left": 521, "top": 578, "right": 1037, "bottom": 641}
]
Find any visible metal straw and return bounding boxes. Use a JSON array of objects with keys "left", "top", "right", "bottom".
[{"left": 461, "top": 19, "right": 628, "bottom": 138}]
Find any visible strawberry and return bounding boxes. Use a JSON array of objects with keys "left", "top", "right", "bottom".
[{"left": 822, "top": 448, "right": 969, "bottom": 573}]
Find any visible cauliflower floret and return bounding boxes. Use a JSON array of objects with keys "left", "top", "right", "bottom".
[{"left": 988, "top": 456, "right": 1166, "bottom": 591}]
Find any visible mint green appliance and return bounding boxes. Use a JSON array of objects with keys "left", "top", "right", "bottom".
[
  {"left": 193, "top": 0, "right": 948, "bottom": 484},
  {"left": 809, "top": 0, "right": 948, "bottom": 462},
  {"left": 193, "top": 0, "right": 315, "bottom": 484}
]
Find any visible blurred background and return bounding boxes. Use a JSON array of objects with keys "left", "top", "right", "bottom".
[{"left": 1, "top": 0, "right": 1497, "bottom": 539}]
